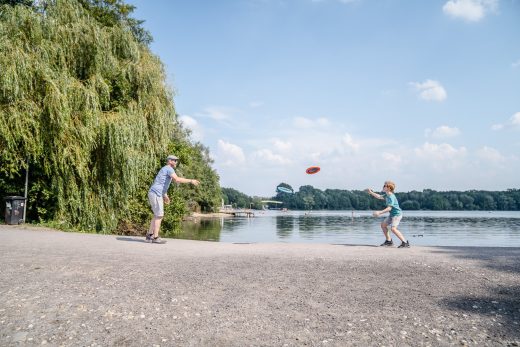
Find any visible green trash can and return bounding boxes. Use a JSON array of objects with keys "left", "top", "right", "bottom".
[{"left": 4, "top": 196, "right": 26, "bottom": 225}]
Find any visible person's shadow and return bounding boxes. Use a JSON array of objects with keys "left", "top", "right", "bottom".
[{"left": 116, "top": 236, "right": 147, "bottom": 243}]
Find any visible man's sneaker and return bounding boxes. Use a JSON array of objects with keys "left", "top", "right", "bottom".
[
  {"left": 398, "top": 241, "right": 410, "bottom": 248},
  {"left": 145, "top": 233, "right": 153, "bottom": 243},
  {"left": 380, "top": 240, "right": 394, "bottom": 247},
  {"left": 152, "top": 237, "right": 167, "bottom": 244}
]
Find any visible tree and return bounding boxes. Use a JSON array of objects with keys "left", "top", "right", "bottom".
[
  {"left": 0, "top": 0, "right": 34, "bottom": 6},
  {"left": 0, "top": 0, "right": 220, "bottom": 233},
  {"left": 76, "top": 0, "right": 153, "bottom": 45},
  {"left": 221, "top": 187, "right": 251, "bottom": 208},
  {"left": 401, "top": 200, "right": 420, "bottom": 210}
]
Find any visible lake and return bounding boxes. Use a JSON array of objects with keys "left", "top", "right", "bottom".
[{"left": 163, "top": 210, "right": 520, "bottom": 247}]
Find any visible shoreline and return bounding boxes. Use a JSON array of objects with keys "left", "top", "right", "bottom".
[
  {"left": 190, "top": 211, "right": 234, "bottom": 219},
  {"left": 1, "top": 225, "right": 519, "bottom": 346}
]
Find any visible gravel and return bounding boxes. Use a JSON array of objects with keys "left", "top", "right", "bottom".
[{"left": 1, "top": 225, "right": 519, "bottom": 346}]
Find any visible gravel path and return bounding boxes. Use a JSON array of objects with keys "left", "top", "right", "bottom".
[{"left": 1, "top": 225, "right": 519, "bottom": 346}]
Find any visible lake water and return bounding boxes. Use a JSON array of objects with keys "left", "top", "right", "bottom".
[{"left": 164, "top": 210, "right": 520, "bottom": 247}]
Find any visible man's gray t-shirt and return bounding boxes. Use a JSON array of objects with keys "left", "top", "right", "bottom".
[{"left": 149, "top": 165, "right": 175, "bottom": 197}]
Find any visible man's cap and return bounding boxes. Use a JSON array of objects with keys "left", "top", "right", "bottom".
[{"left": 166, "top": 155, "right": 179, "bottom": 161}]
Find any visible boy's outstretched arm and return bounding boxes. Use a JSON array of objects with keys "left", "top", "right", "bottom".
[
  {"left": 373, "top": 206, "right": 391, "bottom": 217},
  {"left": 366, "top": 188, "right": 384, "bottom": 200}
]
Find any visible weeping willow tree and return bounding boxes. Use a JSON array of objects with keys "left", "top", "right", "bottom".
[{"left": 0, "top": 0, "right": 183, "bottom": 232}]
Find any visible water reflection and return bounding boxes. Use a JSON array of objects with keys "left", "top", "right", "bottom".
[
  {"left": 163, "top": 219, "right": 222, "bottom": 241},
  {"left": 163, "top": 211, "right": 520, "bottom": 247},
  {"left": 276, "top": 216, "right": 294, "bottom": 239}
]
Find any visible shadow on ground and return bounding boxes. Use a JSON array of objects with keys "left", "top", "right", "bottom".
[
  {"left": 331, "top": 243, "right": 379, "bottom": 247},
  {"left": 432, "top": 247, "right": 520, "bottom": 342},
  {"left": 116, "top": 236, "right": 147, "bottom": 243}
]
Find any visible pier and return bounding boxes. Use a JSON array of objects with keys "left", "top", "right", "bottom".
[{"left": 219, "top": 207, "right": 255, "bottom": 217}]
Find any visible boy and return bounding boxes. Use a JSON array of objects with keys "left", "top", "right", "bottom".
[{"left": 366, "top": 181, "right": 410, "bottom": 248}]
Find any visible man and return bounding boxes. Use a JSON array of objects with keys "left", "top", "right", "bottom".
[{"left": 147, "top": 155, "right": 200, "bottom": 243}]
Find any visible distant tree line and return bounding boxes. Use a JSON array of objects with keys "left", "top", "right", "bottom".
[{"left": 222, "top": 184, "right": 520, "bottom": 211}]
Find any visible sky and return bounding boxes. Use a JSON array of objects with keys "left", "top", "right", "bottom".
[{"left": 127, "top": 0, "right": 520, "bottom": 196}]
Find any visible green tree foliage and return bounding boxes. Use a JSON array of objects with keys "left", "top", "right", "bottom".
[
  {"left": 173, "top": 141, "right": 221, "bottom": 212},
  {"left": 76, "top": 0, "right": 153, "bottom": 45},
  {"left": 228, "top": 184, "right": 520, "bottom": 211},
  {"left": 221, "top": 187, "right": 265, "bottom": 209},
  {"left": 0, "top": 0, "right": 221, "bottom": 233},
  {"left": 0, "top": 0, "right": 33, "bottom": 6},
  {"left": 221, "top": 187, "right": 251, "bottom": 208}
]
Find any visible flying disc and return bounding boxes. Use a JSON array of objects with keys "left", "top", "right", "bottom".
[
  {"left": 276, "top": 186, "right": 293, "bottom": 194},
  {"left": 306, "top": 166, "right": 320, "bottom": 174}
]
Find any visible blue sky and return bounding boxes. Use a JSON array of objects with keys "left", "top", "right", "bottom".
[{"left": 128, "top": 0, "right": 520, "bottom": 196}]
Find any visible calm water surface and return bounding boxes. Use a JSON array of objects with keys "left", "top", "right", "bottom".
[{"left": 164, "top": 211, "right": 520, "bottom": 247}]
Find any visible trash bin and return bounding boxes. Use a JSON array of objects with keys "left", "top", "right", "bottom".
[{"left": 4, "top": 196, "right": 26, "bottom": 225}]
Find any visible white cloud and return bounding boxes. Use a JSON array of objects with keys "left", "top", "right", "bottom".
[
  {"left": 414, "top": 142, "right": 467, "bottom": 171},
  {"left": 340, "top": 133, "right": 360, "bottom": 153},
  {"left": 381, "top": 152, "right": 403, "bottom": 172},
  {"left": 410, "top": 80, "right": 447, "bottom": 102},
  {"left": 217, "top": 139, "right": 245, "bottom": 165},
  {"left": 200, "top": 107, "right": 233, "bottom": 121},
  {"left": 512, "top": 60, "right": 520, "bottom": 69},
  {"left": 513, "top": 112, "right": 520, "bottom": 126},
  {"left": 293, "top": 116, "right": 330, "bottom": 129},
  {"left": 271, "top": 139, "right": 293, "bottom": 152},
  {"left": 252, "top": 149, "right": 291, "bottom": 165},
  {"left": 178, "top": 115, "right": 204, "bottom": 142},
  {"left": 476, "top": 146, "right": 506, "bottom": 164},
  {"left": 442, "top": 0, "right": 497, "bottom": 22},
  {"left": 426, "top": 125, "right": 461, "bottom": 139},
  {"left": 491, "top": 112, "right": 520, "bottom": 130},
  {"left": 382, "top": 152, "right": 402, "bottom": 162},
  {"left": 249, "top": 101, "right": 264, "bottom": 108}
]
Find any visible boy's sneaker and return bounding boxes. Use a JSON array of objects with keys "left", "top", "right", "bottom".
[
  {"left": 380, "top": 240, "right": 394, "bottom": 247},
  {"left": 145, "top": 233, "right": 153, "bottom": 243},
  {"left": 398, "top": 241, "right": 410, "bottom": 248},
  {"left": 152, "top": 237, "right": 167, "bottom": 244}
]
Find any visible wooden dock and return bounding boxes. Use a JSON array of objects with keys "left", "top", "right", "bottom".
[{"left": 219, "top": 208, "right": 255, "bottom": 218}]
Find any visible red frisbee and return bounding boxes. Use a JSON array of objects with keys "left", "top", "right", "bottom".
[{"left": 306, "top": 166, "right": 320, "bottom": 174}]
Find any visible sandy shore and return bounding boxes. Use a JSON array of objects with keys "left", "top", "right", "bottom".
[{"left": 1, "top": 225, "right": 519, "bottom": 346}]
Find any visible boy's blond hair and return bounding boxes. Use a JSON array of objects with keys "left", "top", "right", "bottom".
[{"left": 385, "top": 181, "right": 396, "bottom": 193}]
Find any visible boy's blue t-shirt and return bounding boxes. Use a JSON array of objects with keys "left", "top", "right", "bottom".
[
  {"left": 149, "top": 165, "right": 175, "bottom": 197},
  {"left": 382, "top": 192, "right": 402, "bottom": 217}
]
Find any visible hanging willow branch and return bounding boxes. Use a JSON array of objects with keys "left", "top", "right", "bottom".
[{"left": 0, "top": 0, "right": 176, "bottom": 232}]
